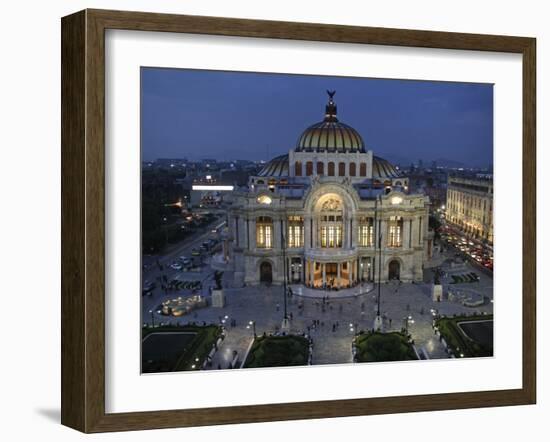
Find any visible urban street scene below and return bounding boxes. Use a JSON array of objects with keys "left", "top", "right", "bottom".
[{"left": 140, "top": 68, "right": 494, "bottom": 373}]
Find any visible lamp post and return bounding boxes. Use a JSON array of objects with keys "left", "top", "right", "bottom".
[
  {"left": 247, "top": 320, "right": 257, "bottom": 338},
  {"left": 373, "top": 195, "right": 384, "bottom": 331},
  {"left": 149, "top": 309, "right": 155, "bottom": 328},
  {"left": 281, "top": 221, "right": 290, "bottom": 332}
]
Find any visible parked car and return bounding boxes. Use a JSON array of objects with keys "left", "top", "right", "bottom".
[
  {"left": 170, "top": 262, "right": 183, "bottom": 271},
  {"left": 179, "top": 256, "right": 192, "bottom": 266},
  {"left": 142, "top": 281, "right": 156, "bottom": 295}
]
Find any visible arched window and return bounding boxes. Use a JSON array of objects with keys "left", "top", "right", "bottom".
[
  {"left": 388, "top": 216, "right": 403, "bottom": 247},
  {"left": 306, "top": 161, "right": 313, "bottom": 176},
  {"left": 359, "top": 162, "right": 367, "bottom": 176},
  {"left": 358, "top": 217, "right": 374, "bottom": 247},
  {"left": 318, "top": 197, "right": 343, "bottom": 248},
  {"left": 256, "top": 216, "right": 273, "bottom": 249},
  {"left": 328, "top": 162, "right": 335, "bottom": 176},
  {"left": 287, "top": 216, "right": 304, "bottom": 248},
  {"left": 338, "top": 162, "right": 346, "bottom": 176},
  {"left": 316, "top": 161, "right": 324, "bottom": 176},
  {"left": 349, "top": 163, "right": 356, "bottom": 176},
  {"left": 295, "top": 161, "right": 302, "bottom": 176}
]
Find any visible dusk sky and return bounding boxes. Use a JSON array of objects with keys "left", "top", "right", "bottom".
[{"left": 141, "top": 67, "right": 493, "bottom": 167}]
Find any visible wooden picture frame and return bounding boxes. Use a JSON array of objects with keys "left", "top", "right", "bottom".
[{"left": 61, "top": 8, "right": 536, "bottom": 433}]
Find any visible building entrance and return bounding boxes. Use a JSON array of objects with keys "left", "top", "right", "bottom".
[
  {"left": 260, "top": 261, "right": 273, "bottom": 284},
  {"left": 388, "top": 260, "right": 400, "bottom": 280}
]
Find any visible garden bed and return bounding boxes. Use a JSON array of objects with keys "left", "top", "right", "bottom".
[
  {"left": 243, "top": 335, "right": 310, "bottom": 368},
  {"left": 354, "top": 331, "right": 417, "bottom": 363},
  {"left": 435, "top": 314, "right": 493, "bottom": 358},
  {"left": 142, "top": 324, "right": 222, "bottom": 373},
  {"left": 450, "top": 272, "right": 480, "bottom": 284}
]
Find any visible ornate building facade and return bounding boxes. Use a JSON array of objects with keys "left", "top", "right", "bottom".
[
  {"left": 227, "top": 92, "right": 432, "bottom": 288},
  {"left": 446, "top": 176, "right": 494, "bottom": 243}
]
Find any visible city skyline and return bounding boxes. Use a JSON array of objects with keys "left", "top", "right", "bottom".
[{"left": 141, "top": 67, "right": 493, "bottom": 167}]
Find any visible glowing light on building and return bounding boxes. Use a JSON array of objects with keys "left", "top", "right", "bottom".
[{"left": 192, "top": 185, "right": 234, "bottom": 191}]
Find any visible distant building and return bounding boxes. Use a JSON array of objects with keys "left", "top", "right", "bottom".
[
  {"left": 228, "top": 92, "right": 432, "bottom": 287},
  {"left": 446, "top": 176, "right": 493, "bottom": 243},
  {"left": 154, "top": 158, "right": 188, "bottom": 168}
]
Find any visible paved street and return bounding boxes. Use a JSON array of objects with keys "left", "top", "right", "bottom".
[{"left": 142, "top": 243, "right": 493, "bottom": 368}]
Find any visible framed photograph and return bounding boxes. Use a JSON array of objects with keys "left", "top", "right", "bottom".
[{"left": 61, "top": 9, "right": 536, "bottom": 433}]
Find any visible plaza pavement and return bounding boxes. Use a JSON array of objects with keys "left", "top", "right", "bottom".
[{"left": 143, "top": 247, "right": 493, "bottom": 369}]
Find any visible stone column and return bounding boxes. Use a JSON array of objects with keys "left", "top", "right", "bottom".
[
  {"left": 402, "top": 216, "right": 410, "bottom": 250},
  {"left": 380, "top": 218, "right": 387, "bottom": 249},
  {"left": 322, "top": 263, "right": 326, "bottom": 286},
  {"left": 273, "top": 217, "right": 282, "bottom": 250},
  {"left": 311, "top": 260, "right": 315, "bottom": 286},
  {"left": 411, "top": 216, "right": 419, "bottom": 247},
  {"left": 337, "top": 262, "right": 341, "bottom": 288},
  {"left": 238, "top": 216, "right": 247, "bottom": 248},
  {"left": 348, "top": 261, "right": 352, "bottom": 286},
  {"left": 311, "top": 218, "right": 317, "bottom": 248},
  {"left": 350, "top": 216, "right": 356, "bottom": 249},
  {"left": 249, "top": 217, "right": 256, "bottom": 250},
  {"left": 304, "top": 215, "right": 311, "bottom": 249},
  {"left": 347, "top": 216, "right": 352, "bottom": 248}
]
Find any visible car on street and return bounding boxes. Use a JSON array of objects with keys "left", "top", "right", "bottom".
[
  {"left": 191, "top": 248, "right": 201, "bottom": 256},
  {"left": 179, "top": 256, "right": 192, "bottom": 266},
  {"left": 142, "top": 280, "right": 156, "bottom": 295},
  {"left": 170, "top": 262, "right": 183, "bottom": 271}
]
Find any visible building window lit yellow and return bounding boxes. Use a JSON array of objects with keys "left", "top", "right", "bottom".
[
  {"left": 320, "top": 225, "right": 342, "bottom": 248},
  {"left": 388, "top": 216, "right": 403, "bottom": 247},
  {"left": 318, "top": 197, "right": 343, "bottom": 248},
  {"left": 256, "top": 216, "right": 273, "bottom": 248},
  {"left": 358, "top": 217, "right": 374, "bottom": 247},
  {"left": 288, "top": 216, "right": 304, "bottom": 248}
]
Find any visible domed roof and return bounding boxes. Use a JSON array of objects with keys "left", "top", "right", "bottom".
[
  {"left": 296, "top": 91, "right": 365, "bottom": 153},
  {"left": 257, "top": 154, "right": 289, "bottom": 177},
  {"left": 372, "top": 156, "right": 400, "bottom": 179}
]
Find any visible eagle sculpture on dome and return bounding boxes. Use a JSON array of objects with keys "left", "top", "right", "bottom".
[{"left": 327, "top": 90, "right": 336, "bottom": 99}]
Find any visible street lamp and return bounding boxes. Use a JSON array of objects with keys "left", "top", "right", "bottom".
[
  {"left": 149, "top": 309, "right": 155, "bottom": 328},
  {"left": 247, "top": 320, "right": 257, "bottom": 338},
  {"left": 373, "top": 195, "right": 384, "bottom": 331},
  {"left": 281, "top": 227, "right": 290, "bottom": 332}
]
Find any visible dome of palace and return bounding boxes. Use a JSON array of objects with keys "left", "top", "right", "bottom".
[
  {"left": 295, "top": 91, "right": 365, "bottom": 153},
  {"left": 372, "top": 156, "right": 400, "bottom": 179},
  {"left": 257, "top": 154, "right": 289, "bottom": 177}
]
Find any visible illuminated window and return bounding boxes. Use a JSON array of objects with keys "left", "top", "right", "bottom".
[
  {"left": 257, "top": 195, "right": 272, "bottom": 205},
  {"left": 319, "top": 197, "right": 343, "bottom": 248},
  {"left": 287, "top": 216, "right": 304, "bottom": 248},
  {"left": 358, "top": 217, "right": 374, "bottom": 247},
  {"left": 388, "top": 216, "right": 403, "bottom": 247},
  {"left": 320, "top": 225, "right": 342, "bottom": 248},
  {"left": 256, "top": 216, "right": 273, "bottom": 248}
]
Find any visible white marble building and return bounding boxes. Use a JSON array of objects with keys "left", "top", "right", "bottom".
[{"left": 227, "top": 92, "right": 432, "bottom": 288}]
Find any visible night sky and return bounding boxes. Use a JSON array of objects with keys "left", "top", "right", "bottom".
[{"left": 141, "top": 68, "right": 493, "bottom": 168}]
